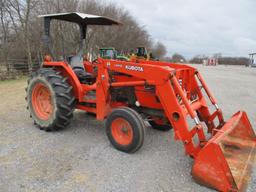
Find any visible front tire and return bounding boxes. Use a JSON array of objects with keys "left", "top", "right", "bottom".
[
  {"left": 105, "top": 107, "right": 145, "bottom": 153},
  {"left": 26, "top": 68, "right": 75, "bottom": 131}
]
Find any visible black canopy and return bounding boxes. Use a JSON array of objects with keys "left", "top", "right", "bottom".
[{"left": 38, "top": 12, "right": 121, "bottom": 26}]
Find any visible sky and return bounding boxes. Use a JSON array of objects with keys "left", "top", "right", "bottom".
[{"left": 107, "top": 0, "right": 256, "bottom": 58}]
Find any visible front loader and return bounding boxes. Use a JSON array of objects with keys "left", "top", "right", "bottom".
[{"left": 26, "top": 12, "right": 256, "bottom": 191}]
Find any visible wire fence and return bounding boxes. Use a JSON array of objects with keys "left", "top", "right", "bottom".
[{"left": 0, "top": 59, "right": 41, "bottom": 80}]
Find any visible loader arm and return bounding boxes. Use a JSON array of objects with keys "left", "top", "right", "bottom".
[
  {"left": 97, "top": 59, "right": 221, "bottom": 154},
  {"left": 97, "top": 58, "right": 256, "bottom": 191}
]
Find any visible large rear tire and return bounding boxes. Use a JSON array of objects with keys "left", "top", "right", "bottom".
[
  {"left": 105, "top": 107, "right": 145, "bottom": 153},
  {"left": 26, "top": 68, "right": 75, "bottom": 131}
]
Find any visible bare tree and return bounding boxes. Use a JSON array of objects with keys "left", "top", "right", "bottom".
[
  {"left": 0, "top": 0, "right": 11, "bottom": 71},
  {"left": 0, "top": 0, "right": 168, "bottom": 72},
  {"left": 171, "top": 53, "right": 186, "bottom": 63},
  {"left": 5, "top": 0, "right": 40, "bottom": 71},
  {"left": 189, "top": 55, "right": 207, "bottom": 64},
  {"left": 152, "top": 41, "right": 167, "bottom": 59}
]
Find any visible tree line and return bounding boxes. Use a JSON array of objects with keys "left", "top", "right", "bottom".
[
  {"left": 164, "top": 53, "right": 249, "bottom": 65},
  {"left": 0, "top": 0, "right": 249, "bottom": 74},
  {"left": 189, "top": 54, "right": 249, "bottom": 65},
  {"left": 0, "top": 0, "right": 167, "bottom": 72}
]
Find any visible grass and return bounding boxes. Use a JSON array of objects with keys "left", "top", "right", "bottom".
[{"left": 0, "top": 76, "right": 28, "bottom": 85}]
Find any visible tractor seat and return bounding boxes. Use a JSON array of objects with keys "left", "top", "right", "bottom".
[
  {"left": 73, "top": 67, "right": 95, "bottom": 84},
  {"left": 69, "top": 55, "right": 95, "bottom": 84}
]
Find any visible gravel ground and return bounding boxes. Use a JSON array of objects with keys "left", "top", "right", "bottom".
[{"left": 0, "top": 65, "right": 255, "bottom": 192}]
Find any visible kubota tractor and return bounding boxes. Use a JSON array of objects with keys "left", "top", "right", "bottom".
[{"left": 26, "top": 12, "right": 256, "bottom": 191}]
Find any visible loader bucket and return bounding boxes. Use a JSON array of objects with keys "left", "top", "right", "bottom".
[{"left": 192, "top": 111, "right": 256, "bottom": 192}]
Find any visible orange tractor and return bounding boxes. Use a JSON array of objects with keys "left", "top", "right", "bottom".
[{"left": 26, "top": 12, "right": 256, "bottom": 191}]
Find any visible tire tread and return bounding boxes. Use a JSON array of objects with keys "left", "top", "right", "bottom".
[{"left": 26, "top": 68, "right": 75, "bottom": 131}]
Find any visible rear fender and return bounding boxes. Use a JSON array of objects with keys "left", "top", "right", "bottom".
[{"left": 43, "top": 61, "right": 83, "bottom": 100}]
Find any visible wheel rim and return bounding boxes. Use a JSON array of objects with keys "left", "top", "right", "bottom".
[
  {"left": 31, "top": 83, "right": 53, "bottom": 120},
  {"left": 111, "top": 118, "right": 133, "bottom": 146}
]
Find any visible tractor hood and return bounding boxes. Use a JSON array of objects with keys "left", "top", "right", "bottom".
[{"left": 38, "top": 12, "right": 121, "bottom": 26}]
